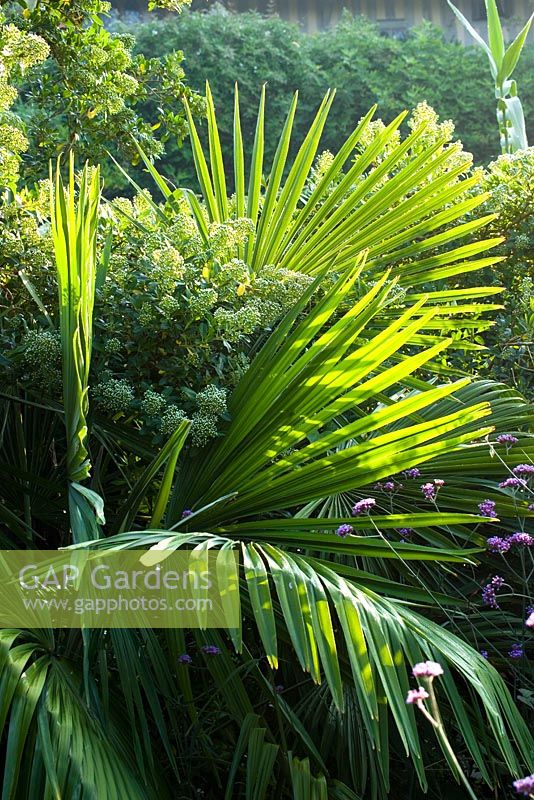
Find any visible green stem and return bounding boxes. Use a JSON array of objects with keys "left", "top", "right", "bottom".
[{"left": 425, "top": 682, "right": 479, "bottom": 800}]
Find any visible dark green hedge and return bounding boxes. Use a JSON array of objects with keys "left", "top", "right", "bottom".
[
  {"left": 111, "top": 8, "right": 534, "bottom": 188},
  {"left": 113, "top": 12, "right": 534, "bottom": 182}
]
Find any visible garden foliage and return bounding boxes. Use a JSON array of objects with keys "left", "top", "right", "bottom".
[
  {"left": 0, "top": 7, "right": 533, "bottom": 800},
  {"left": 118, "top": 9, "right": 534, "bottom": 183},
  {"left": 1, "top": 0, "right": 202, "bottom": 186}
]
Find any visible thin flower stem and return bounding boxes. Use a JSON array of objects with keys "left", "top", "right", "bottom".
[{"left": 425, "top": 682, "right": 479, "bottom": 800}]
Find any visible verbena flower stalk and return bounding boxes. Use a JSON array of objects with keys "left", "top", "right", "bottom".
[{"left": 407, "top": 662, "right": 479, "bottom": 800}]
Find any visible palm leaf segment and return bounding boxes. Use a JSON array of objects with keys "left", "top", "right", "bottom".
[
  {"left": 127, "top": 83, "right": 506, "bottom": 356},
  {"left": 0, "top": 629, "right": 148, "bottom": 799},
  {"left": 91, "top": 264, "right": 533, "bottom": 789},
  {"left": 181, "top": 85, "right": 498, "bottom": 282},
  {"left": 138, "top": 83, "right": 502, "bottom": 291}
]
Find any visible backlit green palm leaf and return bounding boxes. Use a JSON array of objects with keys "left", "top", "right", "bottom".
[
  {"left": 77, "top": 261, "right": 533, "bottom": 791},
  {"left": 173, "top": 85, "right": 502, "bottom": 289}
]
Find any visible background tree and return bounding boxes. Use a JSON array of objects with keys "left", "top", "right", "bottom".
[{"left": 0, "top": 0, "right": 203, "bottom": 187}]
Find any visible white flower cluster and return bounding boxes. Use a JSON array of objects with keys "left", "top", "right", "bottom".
[
  {"left": 21, "top": 329, "right": 61, "bottom": 369},
  {"left": 93, "top": 379, "right": 134, "bottom": 415},
  {"left": 160, "top": 405, "right": 189, "bottom": 436},
  {"left": 190, "top": 411, "right": 219, "bottom": 448},
  {"left": 140, "top": 389, "right": 167, "bottom": 418},
  {"left": 196, "top": 384, "right": 227, "bottom": 416}
]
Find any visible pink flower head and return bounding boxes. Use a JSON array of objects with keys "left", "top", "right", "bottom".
[
  {"left": 412, "top": 660, "right": 444, "bottom": 679},
  {"left": 421, "top": 482, "right": 436, "bottom": 500},
  {"left": 513, "top": 775, "right": 534, "bottom": 796},
  {"left": 526, "top": 612, "right": 534, "bottom": 629},
  {"left": 497, "top": 434, "right": 518, "bottom": 447},
  {"left": 499, "top": 477, "right": 527, "bottom": 490},
  {"left": 351, "top": 498, "right": 376, "bottom": 516},
  {"left": 406, "top": 687, "right": 429, "bottom": 705}
]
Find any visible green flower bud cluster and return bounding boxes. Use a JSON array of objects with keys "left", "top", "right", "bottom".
[
  {"left": 216, "top": 258, "right": 249, "bottom": 289},
  {"left": 134, "top": 190, "right": 161, "bottom": 218},
  {"left": 160, "top": 296, "right": 182, "bottom": 318},
  {"left": 226, "top": 353, "right": 250, "bottom": 384},
  {"left": 138, "top": 304, "right": 156, "bottom": 325},
  {"left": 254, "top": 266, "right": 313, "bottom": 310},
  {"left": 93, "top": 378, "right": 134, "bottom": 415},
  {"left": 196, "top": 384, "right": 227, "bottom": 416},
  {"left": 1, "top": 209, "right": 51, "bottom": 267},
  {"left": 214, "top": 302, "right": 262, "bottom": 343},
  {"left": 168, "top": 216, "right": 205, "bottom": 257},
  {"left": 104, "top": 337, "right": 122, "bottom": 356},
  {"left": 18, "top": 329, "right": 61, "bottom": 391},
  {"left": 188, "top": 288, "right": 218, "bottom": 319},
  {"left": 255, "top": 299, "right": 283, "bottom": 327},
  {"left": 112, "top": 198, "right": 135, "bottom": 229},
  {"left": 148, "top": 0, "right": 191, "bottom": 11},
  {"left": 151, "top": 246, "right": 185, "bottom": 293},
  {"left": 106, "top": 253, "right": 130, "bottom": 279},
  {"left": 0, "top": 123, "right": 28, "bottom": 157},
  {"left": 518, "top": 277, "right": 533, "bottom": 312},
  {"left": 141, "top": 389, "right": 167, "bottom": 417},
  {"left": 208, "top": 218, "right": 255, "bottom": 257},
  {"left": 190, "top": 411, "right": 218, "bottom": 448},
  {"left": 0, "top": 19, "right": 49, "bottom": 184},
  {"left": 160, "top": 405, "right": 189, "bottom": 437},
  {"left": 0, "top": 81, "right": 16, "bottom": 114},
  {"left": 0, "top": 22, "right": 50, "bottom": 79},
  {"left": 21, "top": 329, "right": 62, "bottom": 370}
]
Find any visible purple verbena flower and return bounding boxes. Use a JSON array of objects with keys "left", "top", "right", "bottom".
[
  {"left": 528, "top": 504, "right": 534, "bottom": 512},
  {"left": 497, "top": 434, "right": 518, "bottom": 447},
  {"left": 421, "top": 482, "right": 436, "bottom": 500},
  {"left": 335, "top": 524, "right": 353, "bottom": 538},
  {"left": 513, "top": 775, "right": 534, "bottom": 796},
  {"left": 397, "top": 528, "right": 413, "bottom": 538},
  {"left": 420, "top": 480, "right": 444, "bottom": 501},
  {"left": 412, "top": 660, "right": 443, "bottom": 679},
  {"left": 478, "top": 499, "right": 496, "bottom": 518},
  {"left": 513, "top": 464, "right": 534, "bottom": 477},
  {"left": 480, "top": 650, "right": 489, "bottom": 659},
  {"left": 406, "top": 687, "right": 429, "bottom": 705},
  {"left": 181, "top": 509, "right": 194, "bottom": 518},
  {"left": 404, "top": 468, "right": 421, "bottom": 479},
  {"left": 482, "top": 585, "right": 498, "bottom": 608},
  {"left": 482, "top": 578, "right": 504, "bottom": 609},
  {"left": 509, "top": 643, "right": 524, "bottom": 659},
  {"left": 525, "top": 612, "right": 534, "bottom": 628},
  {"left": 178, "top": 653, "right": 192, "bottom": 664},
  {"left": 487, "top": 536, "right": 511, "bottom": 554},
  {"left": 499, "top": 477, "right": 527, "bottom": 490},
  {"left": 508, "top": 532, "right": 534, "bottom": 547},
  {"left": 201, "top": 645, "right": 221, "bottom": 656},
  {"left": 351, "top": 498, "right": 376, "bottom": 516},
  {"left": 383, "top": 481, "right": 397, "bottom": 493}
]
